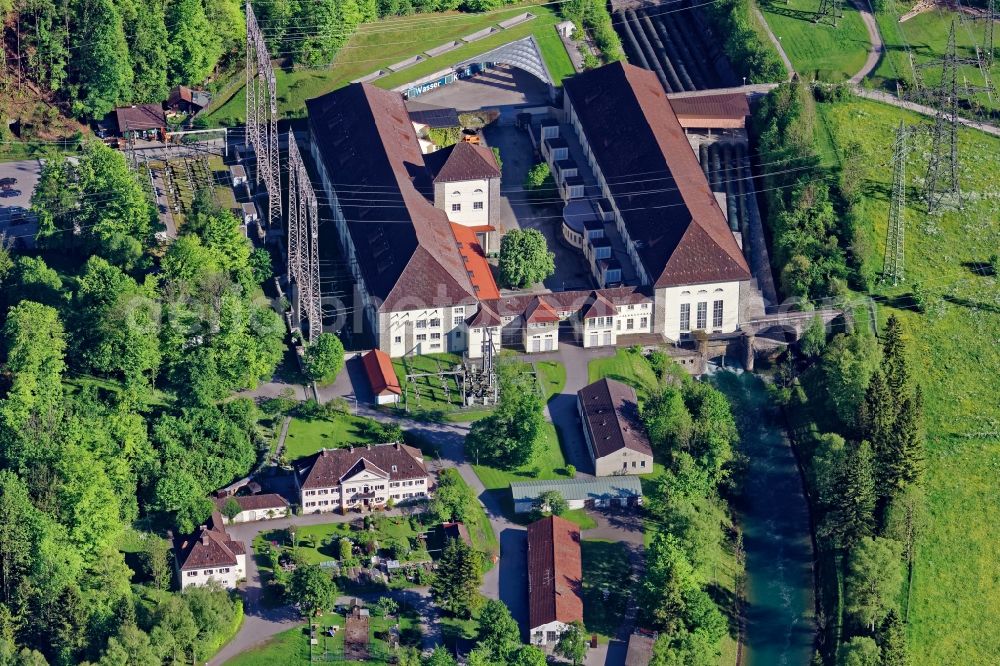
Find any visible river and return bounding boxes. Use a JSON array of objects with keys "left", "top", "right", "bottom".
[{"left": 713, "top": 370, "right": 816, "bottom": 666}]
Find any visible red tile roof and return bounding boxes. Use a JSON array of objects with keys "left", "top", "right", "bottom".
[
  {"left": 577, "top": 378, "right": 654, "bottom": 459},
  {"left": 175, "top": 513, "right": 246, "bottom": 570},
  {"left": 525, "top": 297, "right": 561, "bottom": 324},
  {"left": 527, "top": 515, "right": 583, "bottom": 629},
  {"left": 296, "top": 443, "right": 427, "bottom": 490},
  {"left": 362, "top": 349, "right": 402, "bottom": 397},
  {"left": 563, "top": 63, "right": 750, "bottom": 288},
  {"left": 425, "top": 142, "right": 501, "bottom": 183},
  {"left": 669, "top": 93, "right": 750, "bottom": 129},
  {"left": 451, "top": 224, "right": 500, "bottom": 300}
]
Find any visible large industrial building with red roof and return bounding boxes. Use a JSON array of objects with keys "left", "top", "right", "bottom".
[{"left": 305, "top": 60, "right": 756, "bottom": 358}]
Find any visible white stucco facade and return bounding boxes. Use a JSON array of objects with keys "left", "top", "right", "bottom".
[
  {"left": 180, "top": 554, "right": 246, "bottom": 590},
  {"left": 531, "top": 620, "right": 571, "bottom": 646},
  {"left": 659, "top": 280, "right": 741, "bottom": 341},
  {"left": 301, "top": 472, "right": 429, "bottom": 514},
  {"left": 441, "top": 178, "right": 490, "bottom": 227}
]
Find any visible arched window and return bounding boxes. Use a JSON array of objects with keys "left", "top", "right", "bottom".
[
  {"left": 452, "top": 191, "right": 461, "bottom": 196},
  {"left": 474, "top": 188, "right": 484, "bottom": 194}
]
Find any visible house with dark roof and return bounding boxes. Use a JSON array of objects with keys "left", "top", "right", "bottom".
[
  {"left": 527, "top": 515, "right": 583, "bottom": 646},
  {"left": 214, "top": 493, "right": 290, "bottom": 523},
  {"left": 166, "top": 85, "right": 211, "bottom": 116},
  {"left": 306, "top": 84, "right": 497, "bottom": 359},
  {"left": 294, "top": 443, "right": 430, "bottom": 513},
  {"left": 425, "top": 141, "right": 502, "bottom": 251},
  {"left": 174, "top": 512, "right": 247, "bottom": 589},
  {"left": 577, "top": 378, "right": 654, "bottom": 476},
  {"left": 562, "top": 62, "right": 753, "bottom": 340},
  {"left": 113, "top": 104, "right": 167, "bottom": 141},
  {"left": 300, "top": 64, "right": 758, "bottom": 361}
]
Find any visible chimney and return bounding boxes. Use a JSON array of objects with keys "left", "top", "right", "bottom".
[
  {"left": 367, "top": 443, "right": 372, "bottom": 450},
  {"left": 348, "top": 445, "right": 354, "bottom": 453},
  {"left": 394, "top": 442, "right": 400, "bottom": 450},
  {"left": 199, "top": 527, "right": 209, "bottom": 545}
]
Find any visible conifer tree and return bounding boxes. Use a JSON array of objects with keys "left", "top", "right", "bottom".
[
  {"left": 877, "top": 608, "right": 910, "bottom": 666},
  {"left": 828, "top": 441, "right": 876, "bottom": 549},
  {"left": 889, "top": 389, "right": 925, "bottom": 488},
  {"left": 430, "top": 538, "right": 482, "bottom": 618},
  {"left": 881, "top": 316, "right": 909, "bottom": 401},
  {"left": 861, "top": 370, "right": 895, "bottom": 494}
]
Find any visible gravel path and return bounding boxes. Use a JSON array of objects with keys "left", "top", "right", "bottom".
[{"left": 848, "top": 0, "right": 885, "bottom": 84}]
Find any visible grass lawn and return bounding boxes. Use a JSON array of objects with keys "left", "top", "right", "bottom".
[
  {"left": 587, "top": 348, "right": 660, "bottom": 401},
  {"left": 815, "top": 97, "right": 1000, "bottom": 664},
  {"left": 581, "top": 540, "right": 634, "bottom": 641},
  {"left": 534, "top": 360, "right": 566, "bottom": 401},
  {"left": 256, "top": 516, "right": 432, "bottom": 567},
  {"left": 870, "top": 8, "right": 999, "bottom": 112},
  {"left": 472, "top": 422, "right": 571, "bottom": 491},
  {"left": 759, "top": 0, "right": 870, "bottom": 81},
  {"left": 283, "top": 413, "right": 386, "bottom": 461},
  {"left": 205, "top": 0, "right": 574, "bottom": 125}
]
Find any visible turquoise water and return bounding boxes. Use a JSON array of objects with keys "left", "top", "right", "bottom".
[{"left": 714, "top": 370, "right": 816, "bottom": 666}]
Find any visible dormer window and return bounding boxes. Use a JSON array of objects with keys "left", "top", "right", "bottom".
[{"left": 391, "top": 465, "right": 397, "bottom": 472}]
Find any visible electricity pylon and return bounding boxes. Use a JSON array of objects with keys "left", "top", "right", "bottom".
[{"left": 883, "top": 122, "right": 909, "bottom": 286}]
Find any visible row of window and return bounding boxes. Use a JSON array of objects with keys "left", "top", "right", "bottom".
[
  {"left": 622, "top": 460, "right": 647, "bottom": 469},
  {"left": 587, "top": 316, "right": 614, "bottom": 328},
  {"left": 619, "top": 317, "right": 648, "bottom": 331},
  {"left": 186, "top": 567, "right": 231, "bottom": 577},
  {"left": 451, "top": 202, "right": 485, "bottom": 211},
  {"left": 679, "top": 300, "right": 724, "bottom": 332}
]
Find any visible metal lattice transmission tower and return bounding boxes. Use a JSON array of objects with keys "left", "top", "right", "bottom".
[
  {"left": 245, "top": 2, "right": 282, "bottom": 230},
  {"left": 921, "top": 21, "right": 993, "bottom": 211},
  {"left": 815, "top": 0, "right": 843, "bottom": 27},
  {"left": 982, "top": 0, "right": 996, "bottom": 69},
  {"left": 883, "top": 122, "right": 909, "bottom": 286},
  {"left": 287, "top": 133, "right": 323, "bottom": 342}
]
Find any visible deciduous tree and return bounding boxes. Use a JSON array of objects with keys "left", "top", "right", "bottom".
[
  {"left": 497, "top": 229, "right": 555, "bottom": 289},
  {"left": 302, "top": 333, "right": 346, "bottom": 384},
  {"left": 555, "top": 621, "right": 587, "bottom": 665},
  {"left": 287, "top": 565, "right": 337, "bottom": 616},
  {"left": 844, "top": 537, "right": 903, "bottom": 632}
]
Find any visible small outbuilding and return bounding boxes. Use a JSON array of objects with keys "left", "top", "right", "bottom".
[
  {"left": 230, "top": 164, "right": 248, "bottom": 187},
  {"left": 166, "top": 85, "right": 211, "bottom": 115},
  {"left": 362, "top": 348, "right": 402, "bottom": 405},
  {"left": 510, "top": 476, "right": 643, "bottom": 514},
  {"left": 577, "top": 378, "right": 654, "bottom": 476},
  {"left": 624, "top": 631, "right": 657, "bottom": 666},
  {"left": 214, "top": 493, "right": 290, "bottom": 523}
]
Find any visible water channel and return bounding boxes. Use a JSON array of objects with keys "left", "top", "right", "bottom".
[{"left": 713, "top": 370, "right": 816, "bottom": 666}]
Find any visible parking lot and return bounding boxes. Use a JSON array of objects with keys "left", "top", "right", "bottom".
[
  {"left": 406, "top": 65, "right": 550, "bottom": 115},
  {"left": 0, "top": 159, "right": 42, "bottom": 247}
]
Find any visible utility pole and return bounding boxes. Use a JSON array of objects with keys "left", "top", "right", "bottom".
[
  {"left": 245, "top": 1, "right": 281, "bottom": 233},
  {"left": 883, "top": 121, "right": 908, "bottom": 286}
]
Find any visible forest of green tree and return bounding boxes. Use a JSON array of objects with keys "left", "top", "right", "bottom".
[
  {"left": 0, "top": 0, "right": 520, "bottom": 121},
  {"left": 0, "top": 143, "right": 282, "bottom": 664}
]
